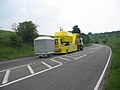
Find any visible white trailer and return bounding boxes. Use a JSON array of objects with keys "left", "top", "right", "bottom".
[{"left": 34, "top": 36, "right": 54, "bottom": 57}]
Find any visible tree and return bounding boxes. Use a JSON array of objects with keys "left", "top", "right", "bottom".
[
  {"left": 11, "top": 23, "right": 17, "bottom": 31},
  {"left": 72, "top": 25, "right": 81, "bottom": 35},
  {"left": 16, "top": 21, "right": 38, "bottom": 44},
  {"left": 88, "top": 32, "right": 92, "bottom": 36}
]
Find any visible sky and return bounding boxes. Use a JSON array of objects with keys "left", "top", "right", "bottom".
[{"left": 0, "top": 0, "right": 120, "bottom": 35}]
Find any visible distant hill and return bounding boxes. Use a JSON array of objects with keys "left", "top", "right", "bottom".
[{"left": 88, "top": 30, "right": 120, "bottom": 45}]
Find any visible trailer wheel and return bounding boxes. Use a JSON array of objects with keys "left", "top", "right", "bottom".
[
  {"left": 39, "top": 56, "right": 42, "bottom": 58},
  {"left": 47, "top": 54, "right": 51, "bottom": 58}
]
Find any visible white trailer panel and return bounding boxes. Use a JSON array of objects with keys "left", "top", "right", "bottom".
[{"left": 34, "top": 37, "right": 54, "bottom": 57}]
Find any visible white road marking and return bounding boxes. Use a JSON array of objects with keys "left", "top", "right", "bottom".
[
  {"left": 41, "top": 61, "right": 52, "bottom": 68},
  {"left": 0, "top": 62, "right": 35, "bottom": 73},
  {"left": 58, "top": 57, "right": 71, "bottom": 61},
  {"left": 74, "top": 54, "right": 87, "bottom": 60},
  {"left": 27, "top": 65, "right": 35, "bottom": 74},
  {"left": 0, "top": 45, "right": 105, "bottom": 88},
  {"left": 2, "top": 69, "right": 10, "bottom": 84},
  {"left": 89, "top": 47, "right": 98, "bottom": 50},
  {"left": 50, "top": 59, "right": 63, "bottom": 65},
  {"left": 0, "top": 59, "right": 63, "bottom": 88},
  {"left": 90, "top": 51, "right": 95, "bottom": 54},
  {"left": 63, "top": 55, "right": 76, "bottom": 59},
  {"left": 94, "top": 47, "right": 112, "bottom": 90}
]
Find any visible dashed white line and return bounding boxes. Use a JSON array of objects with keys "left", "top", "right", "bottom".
[
  {"left": 58, "top": 57, "right": 71, "bottom": 61},
  {"left": 41, "top": 61, "right": 52, "bottom": 68},
  {"left": 2, "top": 69, "right": 10, "bottom": 84},
  {"left": 63, "top": 55, "right": 76, "bottom": 59},
  {"left": 90, "top": 51, "right": 95, "bottom": 54},
  {"left": 27, "top": 65, "right": 35, "bottom": 74},
  {"left": 74, "top": 54, "right": 87, "bottom": 60}
]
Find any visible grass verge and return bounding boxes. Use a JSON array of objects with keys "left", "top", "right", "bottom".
[
  {"left": 105, "top": 45, "right": 120, "bottom": 90},
  {"left": 0, "top": 45, "right": 34, "bottom": 61}
]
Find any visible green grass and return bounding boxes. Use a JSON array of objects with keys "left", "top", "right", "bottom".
[
  {"left": 98, "top": 36, "right": 120, "bottom": 90},
  {"left": 0, "top": 30, "right": 13, "bottom": 47},
  {"left": 0, "top": 45, "right": 34, "bottom": 61},
  {"left": 105, "top": 45, "right": 120, "bottom": 90},
  {"left": 0, "top": 30, "right": 34, "bottom": 61}
]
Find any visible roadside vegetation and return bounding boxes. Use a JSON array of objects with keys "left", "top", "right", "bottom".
[
  {"left": 0, "top": 30, "right": 34, "bottom": 61},
  {"left": 0, "top": 21, "right": 38, "bottom": 61},
  {"left": 0, "top": 23, "right": 90, "bottom": 61},
  {"left": 88, "top": 31, "right": 120, "bottom": 90}
]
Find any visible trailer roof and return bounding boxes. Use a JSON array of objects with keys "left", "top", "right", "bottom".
[{"left": 34, "top": 36, "right": 54, "bottom": 40}]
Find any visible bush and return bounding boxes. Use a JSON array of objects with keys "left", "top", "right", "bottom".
[{"left": 9, "top": 34, "right": 23, "bottom": 48}]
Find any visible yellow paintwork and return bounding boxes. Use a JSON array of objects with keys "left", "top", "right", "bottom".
[{"left": 54, "top": 31, "right": 78, "bottom": 54}]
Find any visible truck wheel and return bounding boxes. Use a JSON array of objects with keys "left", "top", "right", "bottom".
[
  {"left": 80, "top": 46, "right": 83, "bottom": 50},
  {"left": 66, "top": 50, "right": 68, "bottom": 54}
]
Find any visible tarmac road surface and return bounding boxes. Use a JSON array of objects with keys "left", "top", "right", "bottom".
[{"left": 0, "top": 44, "right": 112, "bottom": 90}]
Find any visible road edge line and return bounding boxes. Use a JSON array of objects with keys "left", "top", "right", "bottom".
[{"left": 94, "top": 46, "right": 112, "bottom": 90}]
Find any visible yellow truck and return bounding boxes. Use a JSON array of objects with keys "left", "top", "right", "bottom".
[{"left": 54, "top": 31, "right": 83, "bottom": 54}]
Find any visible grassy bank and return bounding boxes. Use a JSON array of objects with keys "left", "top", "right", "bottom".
[
  {"left": 0, "top": 45, "right": 34, "bottom": 61},
  {"left": 0, "top": 30, "right": 34, "bottom": 61},
  {"left": 105, "top": 45, "right": 120, "bottom": 90}
]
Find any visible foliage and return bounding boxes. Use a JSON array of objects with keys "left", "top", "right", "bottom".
[
  {"left": 71, "top": 25, "right": 90, "bottom": 45},
  {"left": 16, "top": 21, "right": 38, "bottom": 44},
  {"left": 0, "top": 30, "right": 34, "bottom": 61},
  {"left": 0, "top": 45, "right": 34, "bottom": 61},
  {"left": 9, "top": 33, "right": 23, "bottom": 48},
  {"left": 11, "top": 23, "right": 17, "bottom": 31},
  {"left": 103, "top": 39, "right": 108, "bottom": 44},
  {"left": 95, "top": 40, "right": 99, "bottom": 44},
  {"left": 0, "top": 30, "right": 13, "bottom": 47},
  {"left": 72, "top": 25, "right": 81, "bottom": 35},
  {"left": 88, "top": 30, "right": 120, "bottom": 44},
  {"left": 81, "top": 33, "right": 90, "bottom": 44}
]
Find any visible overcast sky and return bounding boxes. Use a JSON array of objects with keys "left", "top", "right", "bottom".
[{"left": 0, "top": 0, "right": 120, "bottom": 35}]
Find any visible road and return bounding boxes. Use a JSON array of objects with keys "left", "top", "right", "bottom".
[{"left": 0, "top": 44, "right": 111, "bottom": 90}]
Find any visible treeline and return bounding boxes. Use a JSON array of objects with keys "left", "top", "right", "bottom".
[{"left": 88, "top": 30, "right": 120, "bottom": 45}]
